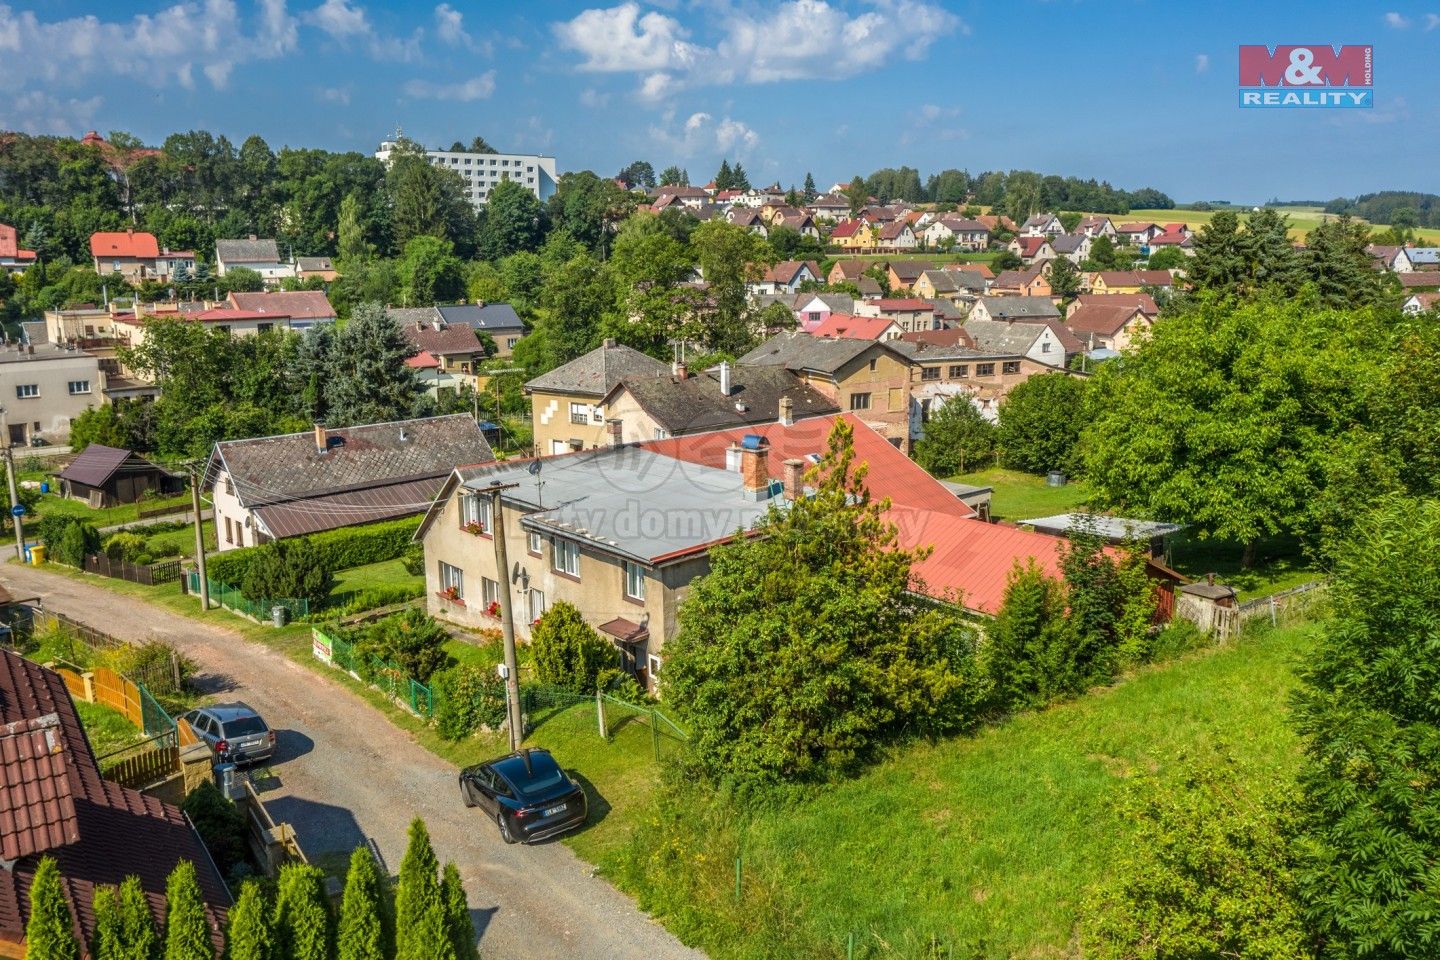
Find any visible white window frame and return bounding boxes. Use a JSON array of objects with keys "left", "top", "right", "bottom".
[
  {"left": 553, "top": 538, "right": 581, "bottom": 578},
  {"left": 15, "top": 384, "right": 38, "bottom": 399},
  {"left": 460, "top": 493, "right": 492, "bottom": 533},
  {"left": 527, "top": 530, "right": 543, "bottom": 555},
  {"left": 481, "top": 577, "right": 501, "bottom": 608},
  {"left": 528, "top": 588, "right": 546, "bottom": 623},
  {"left": 624, "top": 561, "right": 646, "bottom": 601},
  {"left": 647, "top": 654, "right": 662, "bottom": 679},
  {"left": 439, "top": 561, "right": 464, "bottom": 599},
  {"left": 67, "top": 380, "right": 91, "bottom": 395},
  {"left": 569, "top": 402, "right": 589, "bottom": 425}
]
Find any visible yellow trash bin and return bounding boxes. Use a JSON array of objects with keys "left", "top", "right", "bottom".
[{"left": 29, "top": 544, "right": 45, "bottom": 566}]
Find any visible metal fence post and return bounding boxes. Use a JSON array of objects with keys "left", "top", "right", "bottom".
[
  {"left": 596, "top": 689, "right": 605, "bottom": 739},
  {"left": 650, "top": 707, "right": 660, "bottom": 763}
]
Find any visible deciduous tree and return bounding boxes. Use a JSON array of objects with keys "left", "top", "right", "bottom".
[
  {"left": 996, "top": 372, "right": 1089, "bottom": 475},
  {"left": 914, "top": 397, "right": 995, "bottom": 477}
]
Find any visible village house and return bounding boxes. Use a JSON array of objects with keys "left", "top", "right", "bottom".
[
  {"left": 1068, "top": 292, "right": 1159, "bottom": 319},
  {"left": 228, "top": 289, "right": 337, "bottom": 327},
  {"left": 1075, "top": 216, "right": 1117, "bottom": 239},
  {"left": 392, "top": 308, "right": 490, "bottom": 397},
  {"left": 56, "top": 444, "right": 177, "bottom": 507},
  {"left": 653, "top": 186, "right": 710, "bottom": 210},
  {"left": 0, "top": 341, "right": 106, "bottom": 444},
  {"left": 1147, "top": 230, "right": 1195, "bottom": 256},
  {"left": 829, "top": 220, "right": 877, "bottom": 251},
  {"left": 296, "top": 256, "right": 340, "bottom": 282},
  {"left": 807, "top": 193, "right": 851, "bottom": 220},
  {"left": 793, "top": 293, "right": 856, "bottom": 331},
  {"left": 207, "top": 415, "right": 493, "bottom": 551},
  {"left": 964, "top": 315, "right": 1081, "bottom": 369},
  {"left": 1086, "top": 269, "right": 1175, "bottom": 294},
  {"left": 214, "top": 237, "right": 295, "bottom": 287},
  {"left": 89, "top": 229, "right": 194, "bottom": 283},
  {"left": 525, "top": 339, "right": 668, "bottom": 454},
  {"left": 750, "top": 260, "right": 821, "bottom": 296},
  {"left": 812, "top": 313, "right": 904, "bottom": 341},
  {"left": 1064, "top": 302, "right": 1153, "bottom": 352},
  {"left": 1367, "top": 244, "right": 1414, "bottom": 272},
  {"left": 969, "top": 295, "right": 1061, "bottom": 324},
  {"left": 988, "top": 268, "right": 1053, "bottom": 298},
  {"left": 1020, "top": 213, "right": 1065, "bottom": 237},
  {"left": 600, "top": 361, "right": 840, "bottom": 443},
  {"left": 739, "top": 331, "right": 914, "bottom": 448},
  {"left": 726, "top": 208, "right": 769, "bottom": 237},
  {"left": 1009, "top": 235, "right": 1057, "bottom": 266},
  {"left": 1050, "top": 233, "right": 1092, "bottom": 265},
  {"left": 1403, "top": 292, "right": 1440, "bottom": 314},
  {"left": 877, "top": 221, "right": 917, "bottom": 251},
  {"left": 976, "top": 214, "right": 1019, "bottom": 235},
  {"left": 0, "top": 222, "right": 37, "bottom": 273},
  {"left": 0, "top": 651, "right": 232, "bottom": 959},
  {"left": 896, "top": 337, "right": 1071, "bottom": 428},
  {"left": 1114, "top": 222, "right": 1163, "bottom": 246},
  {"left": 828, "top": 259, "right": 869, "bottom": 286},
  {"left": 856, "top": 298, "right": 942, "bottom": 334},
  {"left": 913, "top": 269, "right": 965, "bottom": 301},
  {"left": 886, "top": 260, "right": 933, "bottom": 292}
]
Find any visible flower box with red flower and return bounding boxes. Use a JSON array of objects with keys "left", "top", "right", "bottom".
[
  {"left": 462, "top": 521, "right": 486, "bottom": 536},
  {"left": 485, "top": 600, "right": 501, "bottom": 618},
  {"left": 437, "top": 586, "right": 465, "bottom": 606}
]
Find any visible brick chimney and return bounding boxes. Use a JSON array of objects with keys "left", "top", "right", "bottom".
[
  {"left": 782, "top": 458, "right": 805, "bottom": 501},
  {"left": 672, "top": 360, "right": 688, "bottom": 381},
  {"left": 734, "top": 436, "right": 769, "bottom": 497},
  {"left": 314, "top": 421, "right": 328, "bottom": 454},
  {"left": 608, "top": 419, "right": 623, "bottom": 446},
  {"left": 778, "top": 396, "right": 794, "bottom": 426}
]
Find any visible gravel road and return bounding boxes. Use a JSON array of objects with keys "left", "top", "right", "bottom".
[{"left": 2, "top": 564, "right": 705, "bottom": 960}]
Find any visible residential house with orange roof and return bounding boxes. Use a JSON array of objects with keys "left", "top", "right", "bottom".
[
  {"left": 1086, "top": 269, "right": 1176, "bottom": 294},
  {"left": 812, "top": 312, "right": 904, "bottom": 341},
  {"left": 1064, "top": 302, "right": 1153, "bottom": 352},
  {"left": 89, "top": 229, "right": 194, "bottom": 283},
  {"left": 828, "top": 259, "right": 869, "bottom": 285},
  {"left": 989, "top": 268, "right": 1053, "bottom": 298},
  {"left": 828, "top": 219, "right": 876, "bottom": 251},
  {"left": 886, "top": 260, "right": 933, "bottom": 291},
  {"left": 1115, "top": 222, "right": 1163, "bottom": 246},
  {"left": 0, "top": 222, "right": 37, "bottom": 274},
  {"left": 1068, "top": 292, "right": 1159, "bottom": 319}
]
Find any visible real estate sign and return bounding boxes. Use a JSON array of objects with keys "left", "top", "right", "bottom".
[{"left": 1238, "top": 44, "right": 1373, "bottom": 108}]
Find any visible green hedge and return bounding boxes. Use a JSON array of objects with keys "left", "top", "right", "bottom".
[{"left": 206, "top": 516, "right": 421, "bottom": 584}]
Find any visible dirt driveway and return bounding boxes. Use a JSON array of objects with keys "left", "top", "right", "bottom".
[{"left": 2, "top": 564, "right": 704, "bottom": 960}]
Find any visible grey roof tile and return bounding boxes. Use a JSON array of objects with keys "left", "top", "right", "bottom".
[{"left": 525, "top": 341, "right": 669, "bottom": 398}]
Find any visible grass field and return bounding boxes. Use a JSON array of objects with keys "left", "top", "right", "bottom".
[
  {"left": 1, "top": 487, "right": 191, "bottom": 546},
  {"left": 138, "top": 520, "right": 216, "bottom": 558},
  {"left": 75, "top": 699, "right": 147, "bottom": 756},
  {"left": 951, "top": 466, "right": 1091, "bottom": 521},
  {"left": 1093, "top": 205, "right": 1440, "bottom": 244},
  {"left": 600, "top": 622, "right": 1316, "bottom": 959},
  {"left": 330, "top": 558, "right": 424, "bottom": 594}
]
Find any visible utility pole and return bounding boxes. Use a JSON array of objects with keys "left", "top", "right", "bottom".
[
  {"left": 189, "top": 462, "right": 210, "bottom": 610},
  {"left": 486, "top": 480, "right": 524, "bottom": 751},
  {"left": 0, "top": 407, "right": 23, "bottom": 561}
]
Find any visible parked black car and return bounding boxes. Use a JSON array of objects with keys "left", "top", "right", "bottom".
[{"left": 459, "top": 748, "right": 588, "bottom": 844}]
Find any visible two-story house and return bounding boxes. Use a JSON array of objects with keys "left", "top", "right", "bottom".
[
  {"left": 525, "top": 339, "right": 669, "bottom": 454},
  {"left": 1020, "top": 213, "right": 1064, "bottom": 237},
  {"left": 215, "top": 237, "right": 295, "bottom": 287},
  {"left": 964, "top": 316, "right": 1081, "bottom": 369},
  {"left": 396, "top": 311, "right": 490, "bottom": 398},
  {"left": 89, "top": 230, "right": 194, "bottom": 283},
  {"left": 0, "top": 342, "right": 105, "bottom": 444},
  {"left": 1064, "top": 303, "right": 1154, "bottom": 353}
]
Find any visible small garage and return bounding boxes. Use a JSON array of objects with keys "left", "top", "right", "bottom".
[{"left": 57, "top": 444, "right": 178, "bottom": 508}]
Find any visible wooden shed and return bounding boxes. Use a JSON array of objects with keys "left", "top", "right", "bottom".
[{"left": 56, "top": 444, "right": 176, "bottom": 507}]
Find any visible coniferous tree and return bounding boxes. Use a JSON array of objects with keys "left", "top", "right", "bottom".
[
  {"left": 802, "top": 172, "right": 817, "bottom": 201},
  {"left": 324, "top": 302, "right": 424, "bottom": 426},
  {"left": 163, "top": 861, "right": 212, "bottom": 960},
  {"left": 91, "top": 886, "right": 126, "bottom": 960},
  {"left": 714, "top": 159, "right": 733, "bottom": 192},
  {"left": 731, "top": 162, "right": 750, "bottom": 191},
  {"left": 272, "top": 864, "right": 331, "bottom": 960},
  {"left": 394, "top": 820, "right": 441, "bottom": 960},
  {"left": 26, "top": 857, "right": 79, "bottom": 960},
  {"left": 337, "top": 847, "right": 389, "bottom": 960},
  {"left": 441, "top": 863, "right": 475, "bottom": 960},
  {"left": 1186, "top": 210, "right": 1251, "bottom": 296},
  {"left": 117, "top": 875, "right": 159, "bottom": 960},
  {"left": 225, "top": 881, "right": 272, "bottom": 960}
]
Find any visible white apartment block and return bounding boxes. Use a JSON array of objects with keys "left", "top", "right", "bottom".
[{"left": 374, "top": 140, "right": 558, "bottom": 211}]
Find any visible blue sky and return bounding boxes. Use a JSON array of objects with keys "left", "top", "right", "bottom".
[{"left": 1, "top": 1, "right": 1433, "bottom": 203}]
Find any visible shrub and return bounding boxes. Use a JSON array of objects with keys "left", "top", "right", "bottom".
[
  {"left": 53, "top": 519, "right": 101, "bottom": 568},
  {"left": 431, "top": 663, "right": 507, "bottom": 740},
  {"left": 357, "top": 609, "right": 451, "bottom": 683},
  {"left": 401, "top": 544, "right": 425, "bottom": 577},
  {"left": 531, "top": 601, "right": 615, "bottom": 694},
  {"left": 207, "top": 516, "right": 421, "bottom": 585},
  {"left": 240, "top": 538, "right": 335, "bottom": 607},
  {"left": 914, "top": 398, "right": 996, "bottom": 477},
  {"left": 103, "top": 531, "right": 149, "bottom": 563},
  {"left": 308, "top": 584, "right": 425, "bottom": 620},
  {"left": 182, "top": 781, "right": 249, "bottom": 878}
]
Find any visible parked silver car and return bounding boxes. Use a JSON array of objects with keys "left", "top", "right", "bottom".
[{"left": 182, "top": 703, "right": 276, "bottom": 766}]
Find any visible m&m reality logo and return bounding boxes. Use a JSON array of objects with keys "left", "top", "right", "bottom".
[{"left": 1238, "top": 45, "right": 1373, "bottom": 108}]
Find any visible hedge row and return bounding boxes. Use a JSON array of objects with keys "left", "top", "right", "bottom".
[{"left": 207, "top": 516, "right": 422, "bottom": 584}]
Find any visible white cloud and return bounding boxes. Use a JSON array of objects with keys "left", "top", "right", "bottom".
[
  {"left": 1427, "top": 13, "right": 1440, "bottom": 30},
  {"left": 1384, "top": 11, "right": 1410, "bottom": 28},
  {"left": 1194, "top": 53, "right": 1209, "bottom": 73},
  {"left": 0, "top": 0, "right": 296, "bottom": 91},
  {"left": 305, "top": 0, "right": 369, "bottom": 37},
  {"left": 0, "top": 90, "right": 103, "bottom": 136},
  {"left": 579, "top": 87, "right": 611, "bottom": 108},
  {"left": 402, "top": 71, "right": 496, "bottom": 102},
  {"left": 317, "top": 85, "right": 351, "bottom": 105},
  {"left": 555, "top": 0, "right": 961, "bottom": 100},
  {"left": 434, "top": 3, "right": 491, "bottom": 53},
  {"left": 649, "top": 110, "right": 759, "bottom": 157}
]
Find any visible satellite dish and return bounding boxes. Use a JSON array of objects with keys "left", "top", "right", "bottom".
[{"left": 527, "top": 460, "right": 542, "bottom": 476}]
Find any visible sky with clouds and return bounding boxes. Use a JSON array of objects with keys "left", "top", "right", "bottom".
[{"left": 1, "top": 1, "right": 1434, "bottom": 202}]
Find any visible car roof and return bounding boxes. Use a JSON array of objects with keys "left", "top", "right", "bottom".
[
  {"left": 490, "top": 749, "right": 559, "bottom": 781},
  {"left": 202, "top": 703, "right": 263, "bottom": 722}
]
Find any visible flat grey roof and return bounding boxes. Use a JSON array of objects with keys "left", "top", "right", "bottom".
[
  {"left": 458, "top": 445, "right": 777, "bottom": 564},
  {"left": 941, "top": 481, "right": 993, "bottom": 497},
  {"left": 1020, "top": 513, "right": 1185, "bottom": 541}
]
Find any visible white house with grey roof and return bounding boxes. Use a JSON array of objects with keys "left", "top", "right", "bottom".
[
  {"left": 214, "top": 237, "right": 295, "bottom": 288},
  {"left": 205, "top": 414, "right": 493, "bottom": 551}
]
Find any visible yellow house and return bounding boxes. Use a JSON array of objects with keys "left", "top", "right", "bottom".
[
  {"left": 829, "top": 220, "right": 876, "bottom": 251},
  {"left": 524, "top": 339, "right": 669, "bottom": 455}
]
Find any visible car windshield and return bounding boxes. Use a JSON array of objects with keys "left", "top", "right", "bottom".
[
  {"left": 221, "top": 716, "right": 267, "bottom": 737},
  {"left": 503, "top": 755, "right": 566, "bottom": 796}
]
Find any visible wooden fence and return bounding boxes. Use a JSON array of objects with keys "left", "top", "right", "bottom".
[
  {"left": 136, "top": 501, "right": 188, "bottom": 520},
  {"left": 99, "top": 735, "right": 180, "bottom": 789},
  {"left": 54, "top": 663, "right": 145, "bottom": 728},
  {"left": 241, "top": 778, "right": 308, "bottom": 875},
  {"left": 84, "top": 553, "right": 183, "bottom": 586},
  {"left": 1201, "top": 581, "right": 1329, "bottom": 643}
]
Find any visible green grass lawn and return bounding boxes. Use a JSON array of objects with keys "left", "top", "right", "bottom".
[
  {"left": 600, "top": 623, "right": 1316, "bottom": 959},
  {"left": 1168, "top": 532, "right": 1321, "bottom": 601},
  {"left": 331, "top": 558, "right": 424, "bottom": 594},
  {"left": 75, "top": 699, "right": 147, "bottom": 757},
  {"left": 138, "top": 520, "right": 216, "bottom": 559},
  {"left": 1, "top": 490, "right": 192, "bottom": 545},
  {"left": 950, "top": 467, "right": 1092, "bottom": 521},
  {"left": 1083, "top": 205, "right": 1440, "bottom": 244}
]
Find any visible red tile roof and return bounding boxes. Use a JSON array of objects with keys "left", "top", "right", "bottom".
[
  {"left": 640, "top": 414, "right": 1082, "bottom": 614},
  {"left": 1116, "top": 222, "right": 1158, "bottom": 233},
  {"left": 829, "top": 220, "right": 867, "bottom": 239},
  {"left": 0, "top": 714, "right": 78, "bottom": 862},
  {"left": 0, "top": 223, "right": 36, "bottom": 261},
  {"left": 193, "top": 308, "right": 290, "bottom": 323},
  {"left": 1072, "top": 293, "right": 1159, "bottom": 316},
  {"left": 943, "top": 262, "right": 995, "bottom": 279},
  {"left": 1014, "top": 236, "right": 1049, "bottom": 257},
  {"left": 90, "top": 230, "right": 160, "bottom": 260},
  {"left": 228, "top": 290, "right": 335, "bottom": 320},
  {"left": 405, "top": 351, "right": 442, "bottom": 369},
  {"left": 872, "top": 298, "right": 932, "bottom": 312},
  {"left": 1065, "top": 303, "right": 1146, "bottom": 339},
  {"left": 811, "top": 313, "right": 897, "bottom": 340}
]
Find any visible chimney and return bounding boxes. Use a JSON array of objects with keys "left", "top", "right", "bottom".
[
  {"left": 608, "top": 419, "right": 623, "bottom": 446},
  {"left": 719, "top": 361, "right": 731, "bottom": 397},
  {"left": 778, "top": 396, "right": 794, "bottom": 426},
  {"left": 735, "top": 436, "right": 769, "bottom": 497},
  {"left": 782, "top": 458, "right": 805, "bottom": 501},
  {"left": 672, "top": 360, "right": 688, "bottom": 380},
  {"left": 314, "top": 421, "right": 328, "bottom": 454}
]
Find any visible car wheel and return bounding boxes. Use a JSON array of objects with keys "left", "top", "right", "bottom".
[
  {"left": 496, "top": 812, "right": 516, "bottom": 845},
  {"left": 460, "top": 782, "right": 476, "bottom": 808}
]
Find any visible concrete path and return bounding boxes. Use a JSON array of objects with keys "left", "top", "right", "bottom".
[{"left": 1, "top": 563, "right": 704, "bottom": 960}]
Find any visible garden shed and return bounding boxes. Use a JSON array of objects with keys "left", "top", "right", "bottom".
[{"left": 57, "top": 444, "right": 178, "bottom": 507}]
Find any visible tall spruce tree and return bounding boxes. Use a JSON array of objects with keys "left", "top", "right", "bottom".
[
  {"left": 323, "top": 302, "right": 424, "bottom": 426},
  {"left": 91, "top": 886, "right": 126, "bottom": 960},
  {"left": 272, "top": 864, "right": 331, "bottom": 960},
  {"left": 338, "top": 847, "right": 389, "bottom": 960},
  {"left": 26, "top": 857, "right": 79, "bottom": 960},
  {"left": 117, "top": 875, "right": 159, "bottom": 960},
  {"left": 162, "top": 861, "right": 212, "bottom": 960},
  {"left": 441, "top": 863, "right": 475, "bottom": 960},
  {"left": 225, "top": 881, "right": 273, "bottom": 960},
  {"left": 394, "top": 820, "right": 441, "bottom": 960},
  {"left": 1294, "top": 497, "right": 1440, "bottom": 957},
  {"left": 714, "top": 159, "right": 733, "bottom": 191},
  {"left": 802, "top": 172, "right": 817, "bottom": 201}
]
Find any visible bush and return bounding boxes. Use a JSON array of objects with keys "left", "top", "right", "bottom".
[
  {"left": 306, "top": 584, "right": 425, "bottom": 621},
  {"left": 103, "top": 531, "right": 149, "bottom": 563},
  {"left": 914, "top": 397, "right": 996, "bottom": 477},
  {"left": 107, "top": 640, "right": 197, "bottom": 691},
  {"left": 531, "top": 601, "right": 615, "bottom": 694},
  {"left": 240, "top": 539, "right": 335, "bottom": 607},
  {"left": 52, "top": 519, "right": 100, "bottom": 568},
  {"left": 182, "top": 781, "right": 250, "bottom": 878},
  {"left": 431, "top": 663, "right": 507, "bottom": 740},
  {"left": 356, "top": 609, "right": 452, "bottom": 683},
  {"left": 207, "top": 516, "right": 420, "bottom": 586},
  {"left": 400, "top": 545, "right": 425, "bottom": 577}
]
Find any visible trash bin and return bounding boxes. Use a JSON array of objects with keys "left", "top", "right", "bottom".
[
  {"left": 215, "top": 762, "right": 245, "bottom": 800},
  {"left": 39, "top": 482, "right": 49, "bottom": 494},
  {"left": 271, "top": 604, "right": 288, "bottom": 627},
  {"left": 29, "top": 544, "right": 45, "bottom": 566},
  {"left": 1046, "top": 471, "right": 1066, "bottom": 487}
]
